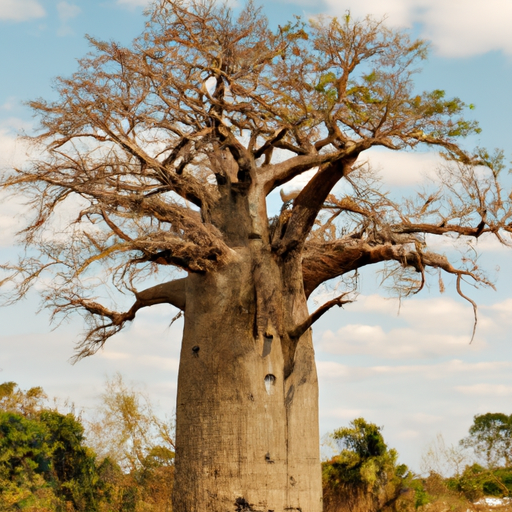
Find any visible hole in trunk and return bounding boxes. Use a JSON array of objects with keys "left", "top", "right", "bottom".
[
  {"left": 264, "top": 374, "right": 276, "bottom": 394},
  {"left": 215, "top": 173, "right": 226, "bottom": 185},
  {"left": 262, "top": 335, "right": 273, "bottom": 357}
]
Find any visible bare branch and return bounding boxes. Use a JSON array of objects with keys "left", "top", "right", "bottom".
[
  {"left": 254, "top": 128, "right": 288, "bottom": 159},
  {"left": 289, "top": 293, "right": 352, "bottom": 339},
  {"left": 69, "top": 278, "right": 187, "bottom": 361}
]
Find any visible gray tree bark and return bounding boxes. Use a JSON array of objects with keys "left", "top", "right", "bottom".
[{"left": 172, "top": 248, "right": 322, "bottom": 512}]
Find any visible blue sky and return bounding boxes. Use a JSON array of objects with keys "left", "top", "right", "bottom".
[{"left": 1, "top": 0, "right": 512, "bottom": 472}]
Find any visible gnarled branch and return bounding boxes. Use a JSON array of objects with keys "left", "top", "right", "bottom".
[
  {"left": 69, "top": 278, "right": 187, "bottom": 361},
  {"left": 272, "top": 150, "right": 361, "bottom": 257},
  {"left": 289, "top": 293, "right": 352, "bottom": 339}
]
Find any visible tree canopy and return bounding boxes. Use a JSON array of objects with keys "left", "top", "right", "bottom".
[
  {"left": 1, "top": 0, "right": 510, "bottom": 359},
  {"left": 323, "top": 418, "right": 410, "bottom": 512},
  {"left": 461, "top": 413, "right": 512, "bottom": 468}
]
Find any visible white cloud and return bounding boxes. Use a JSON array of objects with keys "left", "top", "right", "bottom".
[
  {"left": 0, "top": 0, "right": 45, "bottom": 21},
  {"left": 280, "top": 168, "right": 318, "bottom": 202},
  {"left": 356, "top": 294, "right": 502, "bottom": 336},
  {"left": 418, "top": 0, "right": 512, "bottom": 57},
  {"left": 320, "top": 323, "right": 473, "bottom": 359},
  {"left": 323, "top": 0, "right": 512, "bottom": 57},
  {"left": 0, "top": 125, "right": 34, "bottom": 247},
  {"left": 97, "top": 351, "right": 179, "bottom": 371},
  {"left": 97, "top": 351, "right": 131, "bottom": 360},
  {"left": 467, "top": 233, "right": 512, "bottom": 253},
  {"left": 0, "top": 303, "right": 182, "bottom": 420},
  {"left": 276, "top": 147, "right": 441, "bottom": 199},
  {"left": 0, "top": 195, "right": 25, "bottom": 247},
  {"left": 397, "top": 429, "right": 421, "bottom": 440},
  {"left": 409, "top": 412, "right": 443, "bottom": 425},
  {"left": 317, "top": 359, "right": 512, "bottom": 384},
  {"left": 56, "top": 1, "right": 81, "bottom": 36},
  {"left": 117, "top": 0, "right": 152, "bottom": 7},
  {"left": 0, "top": 98, "right": 17, "bottom": 111},
  {"left": 324, "top": 407, "right": 365, "bottom": 418},
  {"left": 57, "top": 1, "right": 80, "bottom": 22},
  {"left": 455, "top": 383, "right": 512, "bottom": 396},
  {"left": 316, "top": 291, "right": 512, "bottom": 359},
  {"left": 486, "top": 298, "right": 512, "bottom": 315},
  {"left": 364, "top": 149, "right": 441, "bottom": 186},
  {"left": 0, "top": 128, "right": 31, "bottom": 169}
]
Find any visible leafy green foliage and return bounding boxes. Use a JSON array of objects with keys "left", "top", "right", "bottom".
[
  {"left": 461, "top": 412, "right": 512, "bottom": 468},
  {"left": 322, "top": 418, "right": 412, "bottom": 512},
  {"left": 0, "top": 381, "right": 174, "bottom": 511},
  {"left": 445, "top": 463, "right": 512, "bottom": 503},
  {"left": 0, "top": 411, "right": 57, "bottom": 510}
]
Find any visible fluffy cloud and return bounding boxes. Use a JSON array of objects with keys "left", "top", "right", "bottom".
[
  {"left": 317, "top": 294, "right": 483, "bottom": 359},
  {"left": 0, "top": 0, "right": 45, "bottom": 21},
  {"left": 0, "top": 300, "right": 182, "bottom": 418},
  {"left": 319, "top": 293, "right": 512, "bottom": 360},
  {"left": 57, "top": 1, "right": 80, "bottom": 22},
  {"left": 323, "top": 0, "right": 512, "bottom": 57},
  {"left": 0, "top": 124, "right": 35, "bottom": 247},
  {"left": 0, "top": 128, "right": 31, "bottom": 169},
  {"left": 56, "top": 1, "right": 80, "bottom": 36},
  {"left": 455, "top": 383, "right": 512, "bottom": 396},
  {"left": 317, "top": 359, "right": 512, "bottom": 384},
  {"left": 364, "top": 149, "right": 441, "bottom": 186},
  {"left": 0, "top": 195, "right": 24, "bottom": 248},
  {"left": 321, "top": 325, "right": 472, "bottom": 359},
  {"left": 275, "top": 148, "right": 436, "bottom": 207},
  {"left": 117, "top": 0, "right": 153, "bottom": 7}
]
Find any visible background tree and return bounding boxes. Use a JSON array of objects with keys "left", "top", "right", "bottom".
[
  {"left": 420, "top": 433, "right": 470, "bottom": 478},
  {"left": 0, "top": 381, "right": 48, "bottom": 417},
  {"left": 1, "top": 0, "right": 512, "bottom": 510},
  {"left": 0, "top": 382, "right": 99, "bottom": 511},
  {"left": 0, "top": 381, "right": 175, "bottom": 512},
  {"left": 86, "top": 373, "right": 174, "bottom": 473},
  {"left": 418, "top": 414, "right": 512, "bottom": 504},
  {"left": 461, "top": 413, "right": 512, "bottom": 469},
  {"left": 322, "top": 418, "right": 411, "bottom": 512},
  {"left": 86, "top": 374, "right": 174, "bottom": 511},
  {"left": 0, "top": 411, "right": 58, "bottom": 511}
]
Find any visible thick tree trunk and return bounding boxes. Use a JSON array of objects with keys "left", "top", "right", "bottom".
[{"left": 172, "top": 247, "right": 322, "bottom": 512}]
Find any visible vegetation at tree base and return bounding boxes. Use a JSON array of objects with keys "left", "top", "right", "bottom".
[
  {"left": 460, "top": 413, "right": 512, "bottom": 468},
  {"left": 322, "top": 415, "right": 512, "bottom": 512},
  {"left": 322, "top": 418, "right": 412, "bottom": 512},
  {"left": 0, "top": 380, "right": 173, "bottom": 511},
  {"left": 86, "top": 373, "right": 175, "bottom": 474},
  {"left": 3, "top": 378, "right": 512, "bottom": 512}
]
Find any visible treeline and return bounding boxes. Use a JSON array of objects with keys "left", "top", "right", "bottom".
[
  {"left": 2, "top": 377, "right": 512, "bottom": 511},
  {"left": 323, "top": 415, "right": 512, "bottom": 512},
  {"left": 0, "top": 376, "right": 173, "bottom": 511}
]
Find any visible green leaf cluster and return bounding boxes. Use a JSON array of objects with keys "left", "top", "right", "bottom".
[
  {"left": 0, "top": 381, "right": 175, "bottom": 512},
  {"left": 322, "top": 418, "right": 413, "bottom": 512},
  {"left": 461, "top": 412, "right": 512, "bottom": 468}
]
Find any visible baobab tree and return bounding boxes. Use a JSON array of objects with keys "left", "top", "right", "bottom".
[{"left": 1, "top": 1, "right": 511, "bottom": 510}]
